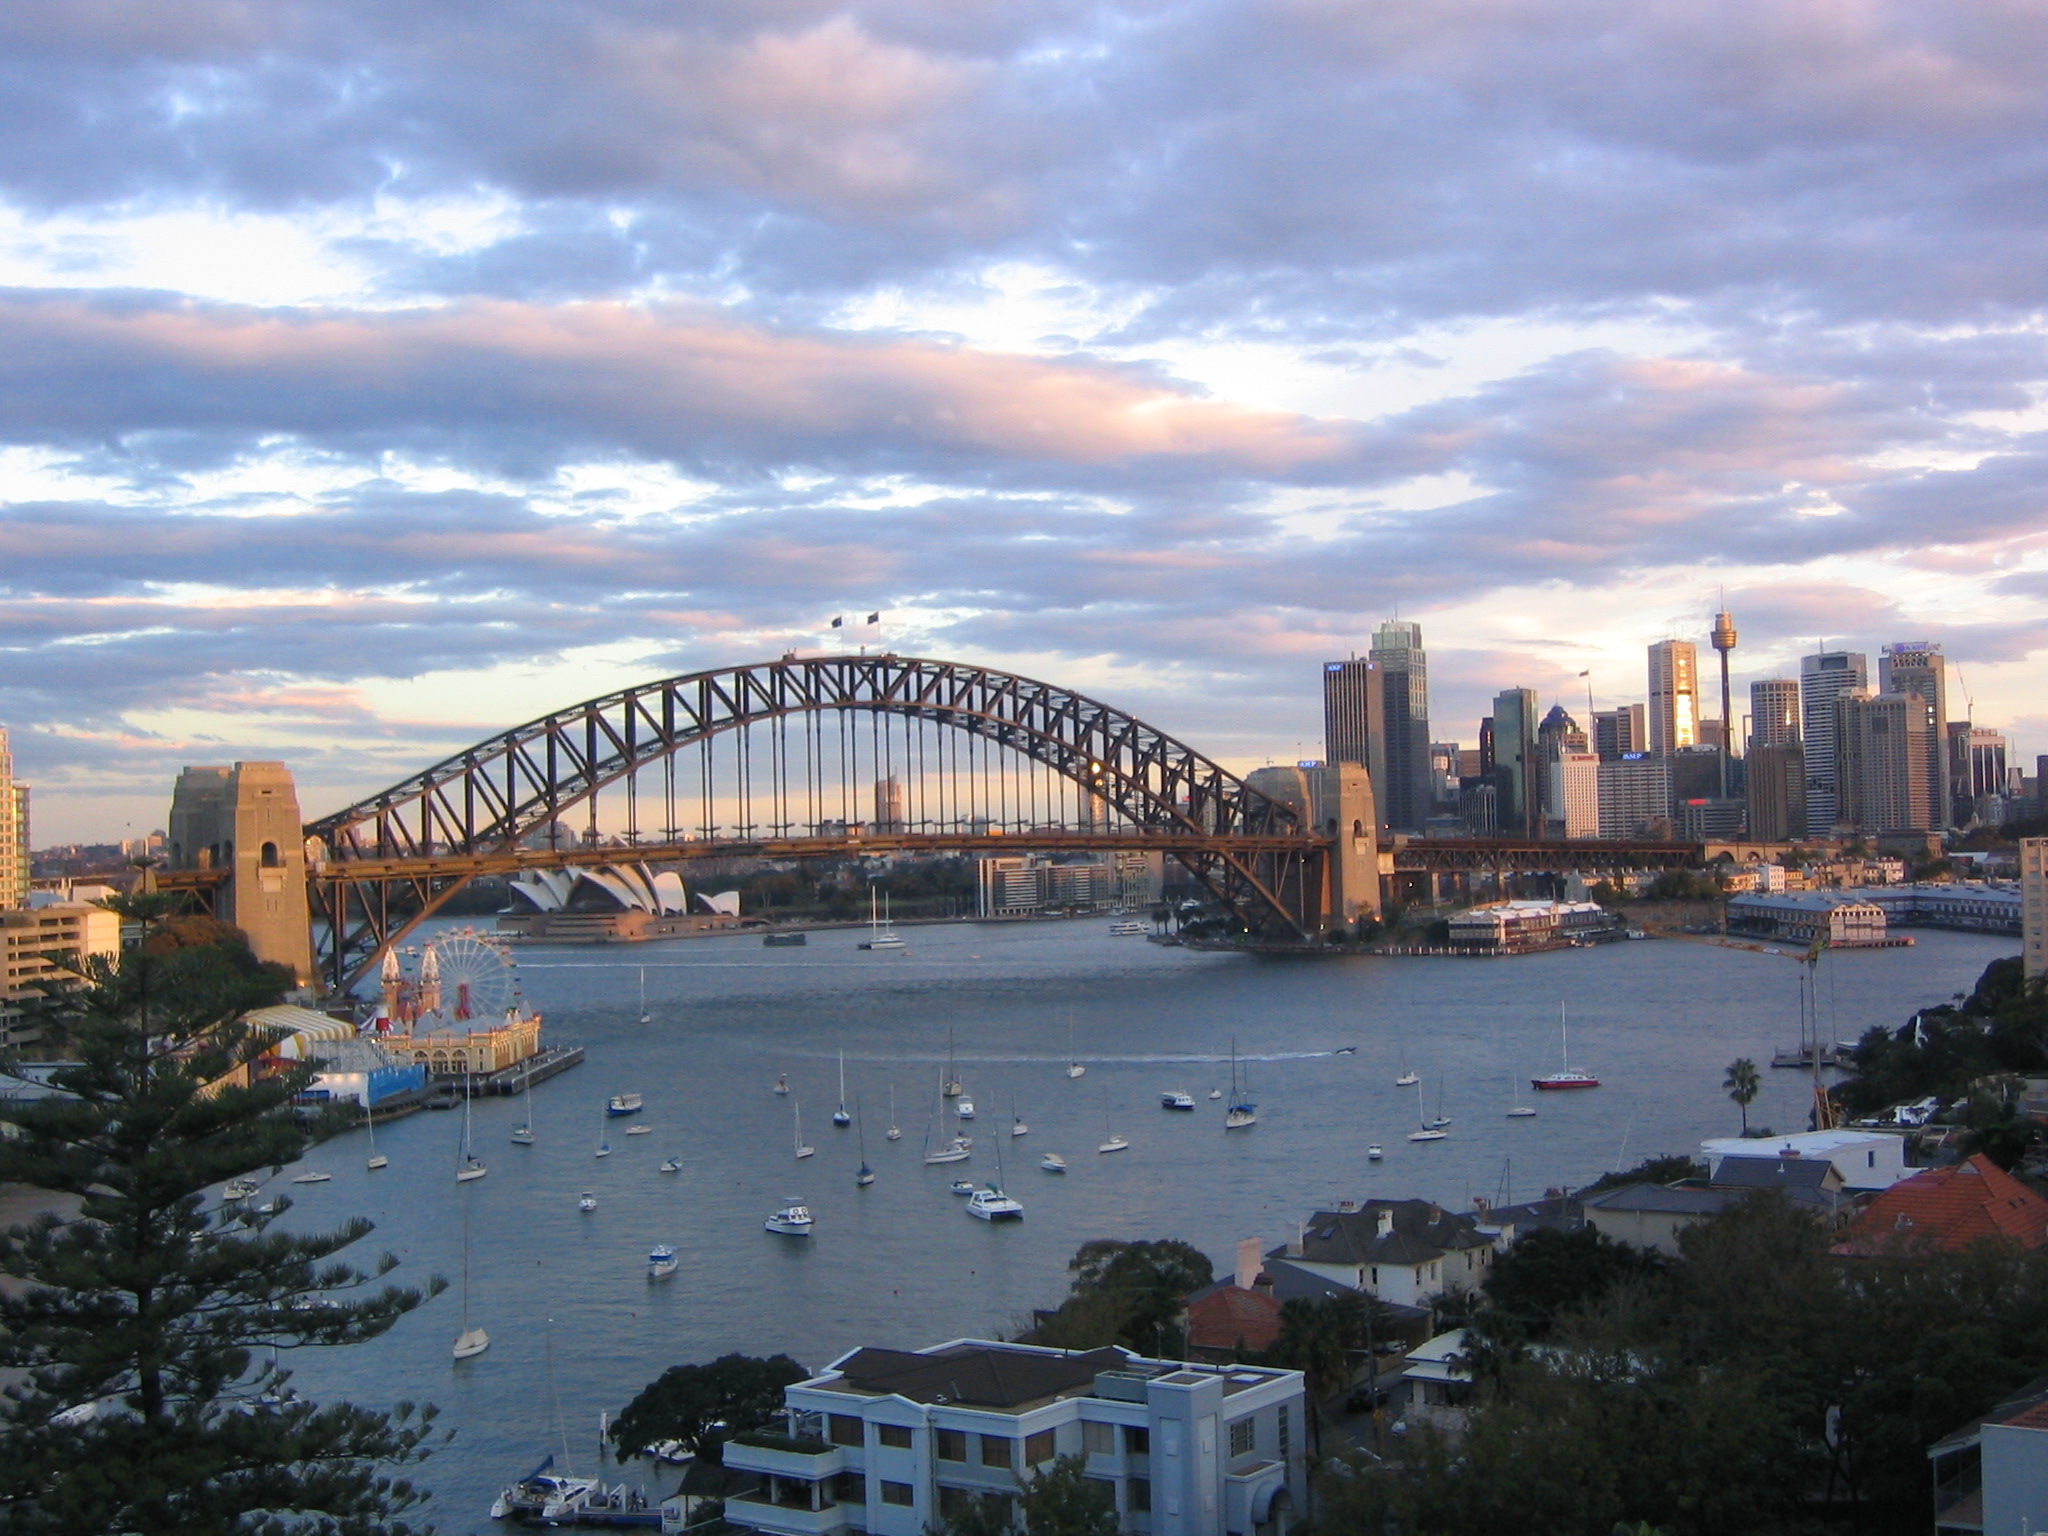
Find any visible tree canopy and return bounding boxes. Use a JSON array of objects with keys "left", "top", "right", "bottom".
[
  {"left": 1016, "top": 1454, "right": 1117, "bottom": 1536},
  {"left": 610, "top": 1353, "right": 809, "bottom": 1462},
  {"left": 1026, "top": 1239, "right": 1214, "bottom": 1354},
  {"left": 0, "top": 899, "right": 440, "bottom": 1535}
]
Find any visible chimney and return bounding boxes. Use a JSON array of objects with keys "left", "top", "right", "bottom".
[
  {"left": 1236, "top": 1238, "right": 1261, "bottom": 1291},
  {"left": 1288, "top": 1223, "right": 1304, "bottom": 1258},
  {"left": 1376, "top": 1209, "right": 1393, "bottom": 1238}
]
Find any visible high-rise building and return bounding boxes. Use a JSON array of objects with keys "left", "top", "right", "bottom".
[
  {"left": 1747, "top": 742, "right": 1808, "bottom": 843},
  {"left": 1598, "top": 755, "right": 1672, "bottom": 840},
  {"left": 0, "top": 727, "right": 25, "bottom": 910},
  {"left": 1963, "top": 728, "right": 2011, "bottom": 823},
  {"left": 1647, "top": 640, "right": 1700, "bottom": 757},
  {"left": 1879, "top": 641, "right": 1951, "bottom": 831},
  {"left": 1836, "top": 690, "right": 1940, "bottom": 834},
  {"left": 1321, "top": 658, "right": 1386, "bottom": 826},
  {"left": 1544, "top": 750, "right": 1600, "bottom": 839},
  {"left": 874, "top": 776, "right": 906, "bottom": 833},
  {"left": 1801, "top": 649, "right": 1869, "bottom": 832},
  {"left": 1368, "top": 621, "right": 1432, "bottom": 831},
  {"left": 1592, "top": 704, "right": 1647, "bottom": 761},
  {"left": 1491, "top": 688, "right": 1540, "bottom": 837},
  {"left": 2024, "top": 838, "right": 2046, "bottom": 981},
  {"left": 1428, "top": 743, "right": 1461, "bottom": 805},
  {"left": 1750, "top": 679, "right": 1801, "bottom": 750}
]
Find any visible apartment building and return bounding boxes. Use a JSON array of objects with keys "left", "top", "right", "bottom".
[
  {"left": 721, "top": 1339, "right": 1306, "bottom": 1536},
  {"left": 1, "top": 902, "right": 120, "bottom": 1048}
]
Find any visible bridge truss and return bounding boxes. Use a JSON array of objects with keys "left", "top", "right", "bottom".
[{"left": 302, "top": 654, "right": 1328, "bottom": 992}]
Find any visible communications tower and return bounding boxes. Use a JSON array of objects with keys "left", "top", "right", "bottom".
[{"left": 1710, "top": 609, "right": 1738, "bottom": 799}]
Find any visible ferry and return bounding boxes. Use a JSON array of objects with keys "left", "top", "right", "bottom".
[
  {"left": 1109, "top": 918, "right": 1148, "bottom": 936},
  {"left": 607, "top": 1093, "right": 644, "bottom": 1117},
  {"left": 763, "top": 931, "right": 807, "bottom": 948}
]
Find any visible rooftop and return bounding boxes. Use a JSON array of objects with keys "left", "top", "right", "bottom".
[
  {"left": 1835, "top": 1155, "right": 2048, "bottom": 1257},
  {"left": 1274, "top": 1199, "right": 1492, "bottom": 1270},
  {"left": 1581, "top": 1184, "right": 1733, "bottom": 1217},
  {"left": 822, "top": 1342, "right": 1129, "bottom": 1409}
]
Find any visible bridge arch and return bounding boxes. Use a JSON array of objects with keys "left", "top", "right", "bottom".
[{"left": 306, "top": 654, "right": 1330, "bottom": 990}]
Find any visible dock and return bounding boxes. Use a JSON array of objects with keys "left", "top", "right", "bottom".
[{"left": 480, "top": 1045, "right": 586, "bottom": 1096}]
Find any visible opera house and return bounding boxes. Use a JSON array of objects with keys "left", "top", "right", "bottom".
[{"left": 495, "top": 862, "right": 746, "bottom": 944}]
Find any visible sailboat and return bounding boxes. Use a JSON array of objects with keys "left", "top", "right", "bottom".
[
  {"left": 1506, "top": 1074, "right": 1538, "bottom": 1118},
  {"left": 456, "top": 1085, "right": 488, "bottom": 1182},
  {"left": 366, "top": 1108, "right": 387, "bottom": 1171},
  {"left": 594, "top": 1107, "right": 611, "bottom": 1159},
  {"left": 1225, "top": 1039, "right": 1256, "bottom": 1129},
  {"left": 1395, "top": 1044, "right": 1420, "bottom": 1089},
  {"left": 885, "top": 1086, "right": 903, "bottom": 1142},
  {"left": 1532, "top": 1004, "right": 1600, "bottom": 1090},
  {"left": 511, "top": 1058, "right": 535, "bottom": 1145},
  {"left": 638, "top": 967, "right": 651, "bottom": 1026},
  {"left": 1097, "top": 1092, "right": 1128, "bottom": 1154},
  {"left": 1065, "top": 1018, "right": 1086, "bottom": 1079},
  {"left": 942, "top": 1028, "right": 963, "bottom": 1098},
  {"left": 792, "top": 1098, "right": 815, "bottom": 1160},
  {"left": 858, "top": 888, "right": 907, "bottom": 951},
  {"left": 1010, "top": 1099, "right": 1028, "bottom": 1138},
  {"left": 773, "top": 1073, "right": 790, "bottom": 1096},
  {"left": 833, "top": 1052, "right": 852, "bottom": 1127},
  {"left": 452, "top": 1189, "right": 489, "bottom": 1359},
  {"left": 1407, "top": 1078, "right": 1448, "bottom": 1142},
  {"left": 922, "top": 1072, "right": 971, "bottom": 1164},
  {"left": 855, "top": 1098, "right": 875, "bottom": 1187}
]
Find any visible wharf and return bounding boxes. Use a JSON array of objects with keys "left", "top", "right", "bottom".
[{"left": 480, "top": 1045, "right": 585, "bottom": 1095}]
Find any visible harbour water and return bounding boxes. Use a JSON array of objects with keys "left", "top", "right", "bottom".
[{"left": 271, "top": 919, "right": 2012, "bottom": 1531}]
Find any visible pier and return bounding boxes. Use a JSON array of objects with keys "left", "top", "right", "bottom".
[{"left": 480, "top": 1045, "right": 585, "bottom": 1095}]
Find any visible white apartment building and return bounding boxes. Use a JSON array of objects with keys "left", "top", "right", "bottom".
[
  {"left": 1, "top": 902, "right": 120, "bottom": 1048},
  {"left": 2025, "top": 839, "right": 2046, "bottom": 981},
  {"left": 1543, "top": 749, "right": 1599, "bottom": 839},
  {"left": 721, "top": 1339, "right": 1306, "bottom": 1536}
]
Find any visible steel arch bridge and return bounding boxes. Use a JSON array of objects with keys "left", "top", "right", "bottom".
[{"left": 300, "top": 654, "right": 1332, "bottom": 991}]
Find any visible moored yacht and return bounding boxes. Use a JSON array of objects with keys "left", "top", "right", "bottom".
[
  {"left": 1160, "top": 1091, "right": 1195, "bottom": 1111},
  {"left": 607, "top": 1093, "right": 644, "bottom": 1116},
  {"left": 966, "top": 1185, "right": 1024, "bottom": 1221},
  {"left": 765, "top": 1201, "right": 813, "bottom": 1236},
  {"left": 647, "top": 1244, "right": 679, "bottom": 1279}
]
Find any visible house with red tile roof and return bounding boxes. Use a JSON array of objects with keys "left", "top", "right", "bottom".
[{"left": 1833, "top": 1155, "right": 2048, "bottom": 1257}]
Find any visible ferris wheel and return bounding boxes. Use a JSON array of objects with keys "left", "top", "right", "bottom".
[{"left": 418, "top": 930, "right": 518, "bottom": 1024}]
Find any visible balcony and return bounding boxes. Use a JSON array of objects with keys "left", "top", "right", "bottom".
[
  {"left": 724, "top": 1433, "right": 848, "bottom": 1481},
  {"left": 726, "top": 1482, "right": 851, "bottom": 1536}
]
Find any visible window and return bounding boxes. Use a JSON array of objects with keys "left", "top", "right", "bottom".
[
  {"left": 935, "top": 1428, "right": 968, "bottom": 1462},
  {"left": 829, "top": 1415, "right": 864, "bottom": 1447},
  {"left": 881, "top": 1482, "right": 914, "bottom": 1507},
  {"left": 1123, "top": 1426, "right": 1149, "bottom": 1457},
  {"left": 980, "top": 1435, "right": 1012, "bottom": 1469},
  {"left": 1024, "top": 1430, "right": 1056, "bottom": 1466},
  {"left": 938, "top": 1487, "right": 973, "bottom": 1518},
  {"left": 878, "top": 1424, "right": 914, "bottom": 1450},
  {"left": 1086, "top": 1477, "right": 1118, "bottom": 1512},
  {"left": 1277, "top": 1406, "right": 1290, "bottom": 1460},
  {"left": 1229, "top": 1418, "right": 1255, "bottom": 1457},
  {"left": 833, "top": 1472, "right": 867, "bottom": 1504},
  {"left": 1129, "top": 1478, "right": 1152, "bottom": 1513},
  {"left": 1083, "top": 1421, "right": 1117, "bottom": 1455}
]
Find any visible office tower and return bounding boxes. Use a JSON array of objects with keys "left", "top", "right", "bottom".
[
  {"left": 1836, "top": 690, "right": 1939, "bottom": 834},
  {"left": 2025, "top": 838, "right": 2046, "bottom": 981},
  {"left": 1592, "top": 704, "right": 1646, "bottom": 760},
  {"left": 874, "top": 777, "right": 906, "bottom": 833},
  {"left": 1538, "top": 705, "right": 1589, "bottom": 756},
  {"left": 1477, "top": 717, "right": 1496, "bottom": 776},
  {"left": 1321, "top": 658, "right": 1387, "bottom": 826},
  {"left": 1747, "top": 742, "right": 1808, "bottom": 842},
  {"left": 1800, "top": 649, "right": 1869, "bottom": 832},
  {"left": 1879, "top": 641, "right": 1951, "bottom": 831},
  {"left": 1647, "top": 640, "right": 1700, "bottom": 757},
  {"left": 0, "top": 727, "right": 23, "bottom": 910},
  {"left": 1368, "top": 622, "right": 1432, "bottom": 831},
  {"left": 1597, "top": 755, "right": 1672, "bottom": 839},
  {"left": 1544, "top": 750, "right": 1600, "bottom": 839},
  {"left": 1491, "top": 688, "right": 1540, "bottom": 837},
  {"left": 1750, "top": 679, "right": 1801, "bottom": 750},
  {"left": 1963, "top": 728, "right": 2010, "bottom": 823},
  {"left": 1667, "top": 746, "right": 1725, "bottom": 809},
  {"left": 1710, "top": 610, "right": 1737, "bottom": 797},
  {"left": 1428, "top": 743, "right": 1461, "bottom": 805},
  {"left": 1456, "top": 747, "right": 1484, "bottom": 780}
]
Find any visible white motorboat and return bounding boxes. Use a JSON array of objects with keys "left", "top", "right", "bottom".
[
  {"left": 792, "top": 1098, "right": 814, "bottom": 1160},
  {"left": 1367, "top": 1144, "right": 1384, "bottom": 1160},
  {"left": 647, "top": 1244, "right": 679, "bottom": 1279},
  {"left": 1225, "top": 1039, "right": 1256, "bottom": 1129},
  {"left": 967, "top": 1186, "right": 1024, "bottom": 1221},
  {"left": 1041, "top": 1153, "right": 1067, "bottom": 1173},
  {"left": 290, "top": 1172, "right": 332, "bottom": 1185},
  {"left": 625, "top": 1124, "right": 651, "bottom": 1136},
  {"left": 223, "top": 1178, "right": 259, "bottom": 1202},
  {"left": 949, "top": 1179, "right": 977, "bottom": 1195},
  {"left": 578, "top": 1191, "right": 598, "bottom": 1212},
  {"left": 1161, "top": 1091, "right": 1195, "bottom": 1111},
  {"left": 765, "top": 1201, "right": 813, "bottom": 1236},
  {"left": 659, "top": 1158, "right": 680, "bottom": 1173},
  {"left": 956, "top": 1097, "right": 976, "bottom": 1121},
  {"left": 1208, "top": 1087, "right": 1222, "bottom": 1100}
]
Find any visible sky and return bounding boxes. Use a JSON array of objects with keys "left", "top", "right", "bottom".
[{"left": 4, "top": 0, "right": 2047, "bottom": 842}]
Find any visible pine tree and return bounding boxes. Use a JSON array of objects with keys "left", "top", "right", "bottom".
[{"left": 0, "top": 901, "right": 444, "bottom": 1535}]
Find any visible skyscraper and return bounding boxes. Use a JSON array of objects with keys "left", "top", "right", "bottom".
[
  {"left": 1491, "top": 688, "right": 1540, "bottom": 837},
  {"left": 1800, "top": 649, "right": 1869, "bottom": 832},
  {"left": 1592, "top": 704, "right": 1646, "bottom": 760},
  {"left": 1368, "top": 621, "right": 1432, "bottom": 832},
  {"left": 1747, "top": 742, "right": 1808, "bottom": 842},
  {"left": 1647, "top": 640, "right": 1700, "bottom": 757},
  {"left": 0, "top": 728, "right": 24, "bottom": 910},
  {"left": 1837, "top": 689, "right": 1940, "bottom": 834},
  {"left": 1750, "top": 678, "right": 1800, "bottom": 750},
  {"left": 1879, "top": 641, "right": 1951, "bottom": 831},
  {"left": 1321, "top": 658, "right": 1386, "bottom": 826}
]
